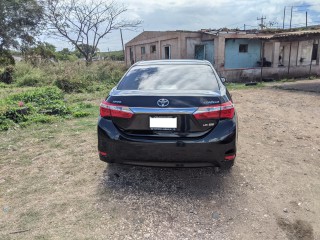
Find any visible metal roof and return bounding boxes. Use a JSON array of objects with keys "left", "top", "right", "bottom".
[{"left": 134, "top": 59, "right": 212, "bottom": 66}]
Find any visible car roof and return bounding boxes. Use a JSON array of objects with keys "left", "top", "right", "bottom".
[{"left": 133, "top": 59, "right": 212, "bottom": 66}]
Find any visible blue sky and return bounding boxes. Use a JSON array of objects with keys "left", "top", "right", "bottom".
[{"left": 41, "top": 0, "right": 320, "bottom": 52}]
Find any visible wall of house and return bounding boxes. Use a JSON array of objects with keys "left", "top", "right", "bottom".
[
  {"left": 263, "top": 42, "right": 273, "bottom": 63},
  {"left": 224, "top": 39, "right": 262, "bottom": 69},
  {"left": 220, "top": 65, "right": 320, "bottom": 82},
  {"left": 125, "top": 31, "right": 216, "bottom": 66},
  {"left": 160, "top": 38, "right": 180, "bottom": 59},
  {"left": 279, "top": 40, "right": 317, "bottom": 67},
  {"left": 186, "top": 38, "right": 214, "bottom": 64}
]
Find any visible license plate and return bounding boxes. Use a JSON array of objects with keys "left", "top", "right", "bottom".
[{"left": 149, "top": 117, "right": 177, "bottom": 129}]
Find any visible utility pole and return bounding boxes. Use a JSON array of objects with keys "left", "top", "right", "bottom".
[
  {"left": 306, "top": 11, "right": 308, "bottom": 28},
  {"left": 120, "top": 29, "right": 125, "bottom": 57},
  {"left": 283, "top": 6, "right": 286, "bottom": 29},
  {"left": 244, "top": 24, "right": 246, "bottom": 31},
  {"left": 289, "top": 6, "right": 293, "bottom": 29},
  {"left": 257, "top": 16, "right": 266, "bottom": 30}
]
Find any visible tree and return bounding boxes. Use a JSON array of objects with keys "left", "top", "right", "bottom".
[
  {"left": 45, "top": 0, "right": 141, "bottom": 64},
  {"left": 0, "top": 0, "right": 44, "bottom": 52},
  {"left": 73, "top": 44, "right": 99, "bottom": 59}
]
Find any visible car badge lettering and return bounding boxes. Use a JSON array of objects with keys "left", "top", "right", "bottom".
[{"left": 157, "top": 99, "right": 169, "bottom": 107}]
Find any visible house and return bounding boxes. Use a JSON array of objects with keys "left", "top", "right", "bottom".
[
  {"left": 125, "top": 28, "right": 320, "bottom": 81},
  {"left": 125, "top": 30, "right": 215, "bottom": 65}
]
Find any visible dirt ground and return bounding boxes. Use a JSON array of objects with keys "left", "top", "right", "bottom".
[{"left": 0, "top": 80, "right": 319, "bottom": 239}]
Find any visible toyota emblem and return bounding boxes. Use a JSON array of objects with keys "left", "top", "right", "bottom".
[{"left": 157, "top": 98, "right": 169, "bottom": 107}]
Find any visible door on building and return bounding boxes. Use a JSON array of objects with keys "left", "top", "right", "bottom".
[
  {"left": 195, "top": 45, "right": 205, "bottom": 60},
  {"left": 312, "top": 43, "right": 318, "bottom": 61},
  {"left": 164, "top": 46, "right": 171, "bottom": 59},
  {"left": 129, "top": 47, "right": 134, "bottom": 65}
]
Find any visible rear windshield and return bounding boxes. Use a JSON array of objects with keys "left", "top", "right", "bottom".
[{"left": 117, "top": 64, "right": 219, "bottom": 91}]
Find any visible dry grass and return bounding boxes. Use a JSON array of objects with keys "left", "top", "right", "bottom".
[
  {"left": 0, "top": 116, "right": 107, "bottom": 239},
  {"left": 1, "top": 82, "right": 320, "bottom": 239}
]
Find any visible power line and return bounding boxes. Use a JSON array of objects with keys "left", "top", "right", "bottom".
[{"left": 257, "top": 16, "right": 266, "bottom": 30}]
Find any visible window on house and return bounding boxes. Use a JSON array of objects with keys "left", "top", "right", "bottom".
[
  {"left": 141, "top": 46, "right": 146, "bottom": 55},
  {"left": 150, "top": 45, "right": 156, "bottom": 53},
  {"left": 312, "top": 44, "right": 318, "bottom": 60},
  {"left": 239, "top": 44, "right": 248, "bottom": 53}
]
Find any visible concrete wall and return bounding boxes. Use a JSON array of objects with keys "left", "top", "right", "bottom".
[
  {"left": 125, "top": 31, "right": 215, "bottom": 66},
  {"left": 225, "top": 39, "right": 261, "bottom": 69},
  {"left": 160, "top": 38, "right": 180, "bottom": 59},
  {"left": 186, "top": 38, "right": 214, "bottom": 64},
  {"left": 264, "top": 42, "right": 273, "bottom": 63},
  {"left": 220, "top": 65, "right": 320, "bottom": 82}
]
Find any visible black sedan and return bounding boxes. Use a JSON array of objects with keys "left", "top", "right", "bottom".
[{"left": 98, "top": 60, "right": 237, "bottom": 169}]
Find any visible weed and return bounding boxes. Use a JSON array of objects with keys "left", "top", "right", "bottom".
[
  {"left": 1, "top": 87, "right": 73, "bottom": 130},
  {"left": 72, "top": 111, "right": 90, "bottom": 118}
]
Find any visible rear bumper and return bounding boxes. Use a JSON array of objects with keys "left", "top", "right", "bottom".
[{"left": 97, "top": 115, "right": 237, "bottom": 167}]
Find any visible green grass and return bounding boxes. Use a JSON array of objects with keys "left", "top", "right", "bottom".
[
  {"left": 226, "top": 82, "right": 265, "bottom": 90},
  {"left": 0, "top": 85, "right": 109, "bottom": 131},
  {"left": 0, "top": 59, "right": 122, "bottom": 131}
]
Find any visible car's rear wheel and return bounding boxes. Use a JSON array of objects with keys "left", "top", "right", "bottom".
[{"left": 220, "top": 160, "right": 234, "bottom": 170}]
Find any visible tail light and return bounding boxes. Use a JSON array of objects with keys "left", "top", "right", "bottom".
[
  {"left": 225, "top": 154, "right": 236, "bottom": 161},
  {"left": 99, "top": 151, "right": 107, "bottom": 156},
  {"left": 193, "top": 101, "right": 234, "bottom": 120},
  {"left": 100, "top": 100, "right": 133, "bottom": 119}
]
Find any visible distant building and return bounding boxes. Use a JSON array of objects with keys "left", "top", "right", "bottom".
[
  {"left": 125, "top": 28, "right": 320, "bottom": 81},
  {"left": 12, "top": 55, "right": 23, "bottom": 62}
]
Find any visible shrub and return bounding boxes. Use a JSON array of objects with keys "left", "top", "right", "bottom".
[
  {"left": 9, "top": 86, "right": 63, "bottom": 103},
  {"left": 4, "top": 105, "right": 30, "bottom": 123},
  {"left": 26, "top": 114, "right": 58, "bottom": 124},
  {"left": 0, "top": 86, "right": 96, "bottom": 130},
  {"left": 54, "top": 76, "right": 89, "bottom": 93},
  {"left": 0, "top": 50, "right": 15, "bottom": 66},
  {"left": 39, "top": 100, "right": 71, "bottom": 115},
  {"left": 72, "top": 111, "right": 90, "bottom": 118},
  {"left": 16, "top": 73, "right": 41, "bottom": 86},
  {"left": 0, "top": 115, "right": 16, "bottom": 131},
  {"left": 14, "top": 62, "right": 47, "bottom": 86},
  {"left": 0, "top": 65, "right": 14, "bottom": 84}
]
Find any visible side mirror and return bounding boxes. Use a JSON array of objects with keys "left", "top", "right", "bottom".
[{"left": 220, "top": 77, "right": 226, "bottom": 83}]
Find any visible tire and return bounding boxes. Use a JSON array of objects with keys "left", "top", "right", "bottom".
[{"left": 220, "top": 160, "right": 234, "bottom": 170}]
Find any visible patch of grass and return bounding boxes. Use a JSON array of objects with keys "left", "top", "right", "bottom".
[
  {"left": 226, "top": 82, "right": 265, "bottom": 90},
  {"left": 72, "top": 111, "right": 91, "bottom": 118},
  {"left": 279, "top": 78, "right": 297, "bottom": 83},
  {"left": 11, "top": 61, "right": 126, "bottom": 93},
  {"left": 0, "top": 86, "right": 100, "bottom": 131}
]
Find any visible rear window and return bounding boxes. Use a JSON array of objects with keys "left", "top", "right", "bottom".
[{"left": 117, "top": 64, "right": 219, "bottom": 91}]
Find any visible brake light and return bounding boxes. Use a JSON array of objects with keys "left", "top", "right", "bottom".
[
  {"left": 193, "top": 101, "right": 234, "bottom": 120},
  {"left": 99, "top": 151, "right": 107, "bottom": 156},
  {"left": 225, "top": 154, "right": 236, "bottom": 161},
  {"left": 100, "top": 100, "right": 133, "bottom": 119}
]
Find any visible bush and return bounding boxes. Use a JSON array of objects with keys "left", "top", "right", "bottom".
[
  {"left": 9, "top": 60, "right": 127, "bottom": 92},
  {"left": 0, "top": 50, "right": 15, "bottom": 66},
  {"left": 0, "top": 115, "right": 16, "bottom": 131},
  {"left": 72, "top": 111, "right": 90, "bottom": 118},
  {"left": 16, "top": 73, "right": 41, "bottom": 86},
  {"left": 54, "top": 76, "right": 89, "bottom": 93},
  {"left": 39, "top": 100, "right": 70, "bottom": 115},
  {"left": 0, "top": 86, "right": 97, "bottom": 130},
  {"left": 14, "top": 62, "right": 47, "bottom": 86},
  {"left": 9, "top": 86, "right": 63, "bottom": 103},
  {"left": 0, "top": 65, "right": 14, "bottom": 84},
  {"left": 0, "top": 87, "right": 70, "bottom": 130}
]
